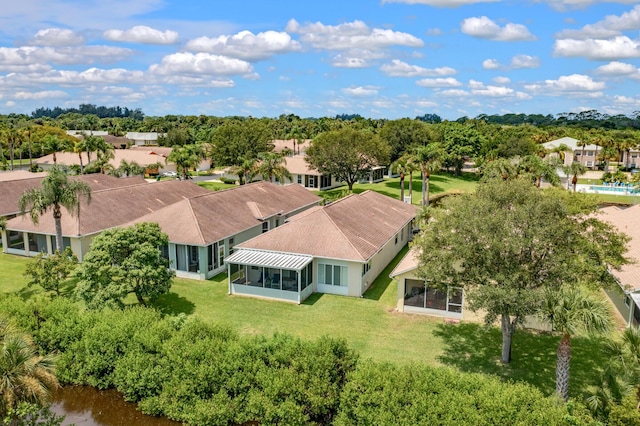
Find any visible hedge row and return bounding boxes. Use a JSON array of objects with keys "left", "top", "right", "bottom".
[{"left": 0, "top": 295, "right": 597, "bottom": 425}]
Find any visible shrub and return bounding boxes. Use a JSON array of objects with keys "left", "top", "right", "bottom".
[{"left": 219, "top": 177, "right": 237, "bottom": 184}]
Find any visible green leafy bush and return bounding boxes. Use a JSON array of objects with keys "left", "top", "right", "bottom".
[{"left": 219, "top": 177, "right": 237, "bottom": 184}]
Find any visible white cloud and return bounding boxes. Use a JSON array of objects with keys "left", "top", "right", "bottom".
[
  {"left": 380, "top": 59, "right": 456, "bottom": 77},
  {"left": 12, "top": 90, "right": 68, "bottom": 100},
  {"left": 482, "top": 59, "right": 501, "bottom": 69},
  {"left": 286, "top": 19, "right": 423, "bottom": 50},
  {"left": 28, "top": 28, "right": 84, "bottom": 46},
  {"left": 0, "top": 68, "right": 146, "bottom": 86},
  {"left": 104, "top": 25, "right": 179, "bottom": 44},
  {"left": 555, "top": 5, "right": 640, "bottom": 40},
  {"left": 0, "top": 46, "right": 134, "bottom": 66},
  {"left": 553, "top": 36, "right": 640, "bottom": 60},
  {"left": 381, "top": 0, "right": 500, "bottom": 6},
  {"left": 342, "top": 85, "right": 379, "bottom": 96},
  {"left": 510, "top": 54, "right": 540, "bottom": 68},
  {"left": 416, "top": 77, "right": 462, "bottom": 87},
  {"left": 524, "top": 74, "right": 606, "bottom": 97},
  {"left": 331, "top": 55, "right": 369, "bottom": 68},
  {"left": 544, "top": 0, "right": 640, "bottom": 12},
  {"left": 438, "top": 89, "right": 470, "bottom": 97},
  {"left": 461, "top": 16, "right": 535, "bottom": 41},
  {"left": 149, "top": 52, "right": 253, "bottom": 76},
  {"left": 595, "top": 61, "right": 640, "bottom": 78},
  {"left": 493, "top": 76, "right": 511, "bottom": 84},
  {"left": 185, "top": 30, "right": 300, "bottom": 61}
]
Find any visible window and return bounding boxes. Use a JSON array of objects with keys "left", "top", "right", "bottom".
[
  {"left": 318, "top": 263, "right": 348, "bottom": 286},
  {"left": 586, "top": 161, "right": 593, "bottom": 167},
  {"left": 8, "top": 231, "right": 24, "bottom": 250},
  {"left": 262, "top": 222, "right": 269, "bottom": 233},
  {"left": 587, "top": 151, "right": 594, "bottom": 156},
  {"left": 219, "top": 244, "right": 225, "bottom": 266},
  {"left": 297, "top": 175, "right": 303, "bottom": 184},
  {"left": 575, "top": 152, "right": 581, "bottom": 156},
  {"left": 395, "top": 234, "right": 398, "bottom": 245},
  {"left": 625, "top": 295, "right": 631, "bottom": 308},
  {"left": 228, "top": 238, "right": 234, "bottom": 254},
  {"left": 404, "top": 280, "right": 463, "bottom": 314},
  {"left": 362, "top": 261, "right": 371, "bottom": 276},
  {"left": 320, "top": 174, "right": 332, "bottom": 188},
  {"left": 275, "top": 219, "right": 280, "bottom": 227},
  {"left": 305, "top": 175, "right": 317, "bottom": 188},
  {"left": 632, "top": 153, "right": 639, "bottom": 158}
]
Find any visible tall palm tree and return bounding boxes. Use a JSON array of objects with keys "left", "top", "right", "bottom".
[
  {"left": 230, "top": 157, "right": 258, "bottom": 185},
  {"left": 539, "top": 286, "right": 612, "bottom": 401},
  {"left": 0, "top": 318, "right": 59, "bottom": 417},
  {"left": 564, "top": 162, "right": 587, "bottom": 192},
  {"left": 115, "top": 159, "right": 145, "bottom": 177},
  {"left": 167, "top": 144, "right": 204, "bottom": 180},
  {"left": 94, "top": 138, "right": 115, "bottom": 174},
  {"left": 392, "top": 155, "right": 409, "bottom": 202},
  {"left": 257, "top": 152, "right": 292, "bottom": 184},
  {"left": 19, "top": 166, "right": 92, "bottom": 252},
  {"left": 520, "top": 155, "right": 561, "bottom": 188},
  {"left": 41, "top": 135, "right": 71, "bottom": 165},
  {"left": 414, "top": 144, "right": 443, "bottom": 207},
  {"left": 72, "top": 139, "right": 87, "bottom": 174}
]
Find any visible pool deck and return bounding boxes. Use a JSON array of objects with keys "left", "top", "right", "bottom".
[{"left": 575, "top": 183, "right": 639, "bottom": 195}]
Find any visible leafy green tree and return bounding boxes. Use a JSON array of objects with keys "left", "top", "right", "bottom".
[
  {"left": 379, "top": 118, "right": 430, "bottom": 163},
  {"left": 520, "top": 154, "right": 562, "bottom": 188},
  {"left": 76, "top": 223, "right": 175, "bottom": 309},
  {"left": 439, "top": 121, "right": 483, "bottom": 175},
  {"left": 306, "top": 128, "right": 390, "bottom": 191},
  {"left": 539, "top": 286, "right": 613, "bottom": 401},
  {"left": 0, "top": 319, "right": 59, "bottom": 419},
  {"left": 19, "top": 166, "right": 92, "bottom": 253},
  {"left": 413, "top": 178, "right": 628, "bottom": 364},
  {"left": 208, "top": 120, "right": 272, "bottom": 167},
  {"left": 257, "top": 151, "right": 291, "bottom": 183},
  {"left": 24, "top": 248, "right": 78, "bottom": 297}
]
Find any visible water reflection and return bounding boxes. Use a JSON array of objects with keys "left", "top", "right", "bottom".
[{"left": 51, "top": 386, "right": 180, "bottom": 426}]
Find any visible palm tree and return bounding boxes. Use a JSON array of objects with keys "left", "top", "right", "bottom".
[
  {"left": 414, "top": 144, "right": 443, "bottom": 207},
  {"left": 563, "top": 162, "right": 587, "bottom": 192},
  {"left": 115, "top": 159, "right": 145, "bottom": 177},
  {"left": 41, "top": 135, "right": 71, "bottom": 165},
  {"left": 0, "top": 318, "right": 59, "bottom": 417},
  {"left": 520, "top": 155, "right": 561, "bottom": 188},
  {"left": 230, "top": 157, "right": 258, "bottom": 185},
  {"left": 72, "top": 139, "right": 87, "bottom": 174},
  {"left": 19, "top": 166, "right": 92, "bottom": 252},
  {"left": 392, "top": 155, "right": 409, "bottom": 202},
  {"left": 94, "top": 138, "right": 115, "bottom": 174},
  {"left": 167, "top": 144, "right": 204, "bottom": 180},
  {"left": 257, "top": 152, "right": 291, "bottom": 184},
  {"left": 539, "top": 286, "right": 612, "bottom": 401}
]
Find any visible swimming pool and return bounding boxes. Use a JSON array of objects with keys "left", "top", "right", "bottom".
[{"left": 589, "top": 185, "right": 638, "bottom": 193}]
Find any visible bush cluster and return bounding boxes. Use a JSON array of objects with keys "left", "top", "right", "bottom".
[
  {"left": 0, "top": 295, "right": 598, "bottom": 425},
  {"left": 219, "top": 177, "right": 237, "bottom": 185}
]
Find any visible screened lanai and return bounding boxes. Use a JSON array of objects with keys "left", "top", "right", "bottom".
[{"left": 225, "top": 249, "right": 314, "bottom": 304}]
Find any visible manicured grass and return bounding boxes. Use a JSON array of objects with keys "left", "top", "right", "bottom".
[
  {"left": 321, "top": 172, "right": 480, "bottom": 205},
  {"left": 0, "top": 250, "right": 611, "bottom": 398},
  {"left": 591, "top": 193, "right": 640, "bottom": 205},
  {"left": 196, "top": 181, "right": 237, "bottom": 191}
]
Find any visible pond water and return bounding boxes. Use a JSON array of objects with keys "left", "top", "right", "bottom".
[{"left": 50, "top": 386, "right": 180, "bottom": 426}]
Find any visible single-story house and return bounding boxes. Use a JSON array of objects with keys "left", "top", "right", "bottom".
[
  {"left": 599, "top": 204, "right": 640, "bottom": 327},
  {"left": 125, "top": 182, "right": 321, "bottom": 280},
  {"left": 2, "top": 180, "right": 209, "bottom": 261},
  {"left": 0, "top": 170, "right": 47, "bottom": 182},
  {"left": 281, "top": 155, "right": 343, "bottom": 190},
  {"left": 225, "top": 190, "right": 417, "bottom": 303},
  {"left": 390, "top": 247, "right": 481, "bottom": 321},
  {"left": 271, "top": 139, "right": 312, "bottom": 156},
  {"left": 0, "top": 173, "right": 145, "bottom": 220},
  {"left": 125, "top": 132, "right": 165, "bottom": 146},
  {"left": 36, "top": 149, "right": 174, "bottom": 174},
  {"left": 66, "top": 130, "right": 109, "bottom": 137}
]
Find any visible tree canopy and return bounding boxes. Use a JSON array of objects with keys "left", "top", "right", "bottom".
[
  {"left": 75, "top": 222, "right": 175, "bottom": 309},
  {"left": 305, "top": 128, "right": 390, "bottom": 191},
  {"left": 413, "top": 178, "right": 628, "bottom": 363}
]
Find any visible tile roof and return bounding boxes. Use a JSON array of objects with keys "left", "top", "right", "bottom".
[
  {"left": 237, "top": 190, "right": 417, "bottom": 262},
  {"left": 0, "top": 171, "right": 47, "bottom": 182},
  {"left": 6, "top": 179, "right": 209, "bottom": 236},
  {"left": 598, "top": 204, "right": 640, "bottom": 292},
  {"left": 36, "top": 149, "right": 169, "bottom": 169},
  {"left": 126, "top": 181, "right": 322, "bottom": 245},
  {"left": 0, "top": 174, "right": 145, "bottom": 217},
  {"left": 543, "top": 137, "right": 598, "bottom": 151},
  {"left": 284, "top": 155, "right": 320, "bottom": 176},
  {"left": 271, "top": 139, "right": 312, "bottom": 154}
]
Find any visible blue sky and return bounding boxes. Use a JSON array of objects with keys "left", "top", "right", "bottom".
[{"left": 1, "top": 0, "right": 639, "bottom": 119}]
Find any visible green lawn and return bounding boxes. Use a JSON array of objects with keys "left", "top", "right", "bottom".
[
  {"left": 0, "top": 250, "right": 610, "bottom": 398},
  {"left": 321, "top": 172, "right": 480, "bottom": 205},
  {"left": 196, "top": 181, "right": 237, "bottom": 191}
]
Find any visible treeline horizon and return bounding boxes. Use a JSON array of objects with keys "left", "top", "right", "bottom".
[{"left": 17, "top": 105, "right": 640, "bottom": 130}]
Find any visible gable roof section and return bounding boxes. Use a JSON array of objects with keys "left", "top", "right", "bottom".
[
  {"left": 598, "top": 204, "right": 640, "bottom": 292},
  {"left": 390, "top": 246, "right": 420, "bottom": 277},
  {"left": 6, "top": 180, "right": 209, "bottom": 236},
  {"left": 127, "top": 181, "right": 322, "bottom": 245},
  {"left": 0, "top": 171, "right": 47, "bottom": 182},
  {"left": 0, "top": 174, "right": 145, "bottom": 217},
  {"left": 284, "top": 155, "right": 321, "bottom": 176},
  {"left": 542, "top": 136, "right": 598, "bottom": 151},
  {"left": 237, "top": 190, "right": 417, "bottom": 262}
]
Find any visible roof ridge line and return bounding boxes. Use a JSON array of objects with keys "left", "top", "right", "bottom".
[
  {"left": 323, "top": 208, "right": 366, "bottom": 261},
  {"left": 187, "top": 198, "right": 206, "bottom": 245}
]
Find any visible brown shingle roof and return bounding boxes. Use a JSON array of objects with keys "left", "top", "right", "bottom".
[
  {"left": 0, "top": 171, "right": 47, "bottom": 182},
  {"left": 284, "top": 155, "right": 320, "bottom": 176},
  {"left": 0, "top": 174, "right": 145, "bottom": 217},
  {"left": 126, "top": 181, "right": 322, "bottom": 245},
  {"left": 238, "top": 190, "right": 417, "bottom": 261},
  {"left": 37, "top": 149, "right": 169, "bottom": 169},
  {"left": 390, "top": 246, "right": 420, "bottom": 277},
  {"left": 6, "top": 180, "right": 209, "bottom": 236},
  {"left": 598, "top": 204, "right": 640, "bottom": 292},
  {"left": 271, "top": 139, "right": 312, "bottom": 154}
]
